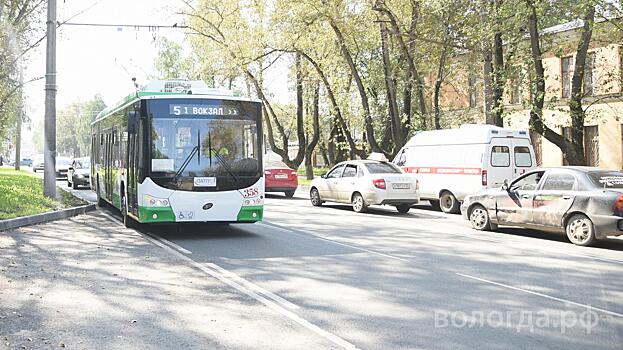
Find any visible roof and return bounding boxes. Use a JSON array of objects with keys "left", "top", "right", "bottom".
[
  {"left": 92, "top": 80, "right": 262, "bottom": 124},
  {"left": 542, "top": 16, "right": 621, "bottom": 35},
  {"left": 404, "top": 124, "right": 529, "bottom": 147}
]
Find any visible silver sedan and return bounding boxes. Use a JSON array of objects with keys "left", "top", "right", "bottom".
[
  {"left": 310, "top": 160, "right": 419, "bottom": 213},
  {"left": 461, "top": 167, "right": 623, "bottom": 246}
]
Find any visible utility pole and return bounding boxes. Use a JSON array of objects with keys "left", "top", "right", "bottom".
[
  {"left": 43, "top": 0, "right": 56, "bottom": 198},
  {"left": 14, "top": 65, "right": 23, "bottom": 171}
]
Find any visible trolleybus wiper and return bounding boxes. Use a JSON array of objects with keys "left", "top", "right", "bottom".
[
  {"left": 168, "top": 145, "right": 199, "bottom": 185},
  {"left": 208, "top": 131, "right": 239, "bottom": 185}
]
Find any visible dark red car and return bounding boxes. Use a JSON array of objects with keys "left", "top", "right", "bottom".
[{"left": 265, "top": 159, "right": 298, "bottom": 198}]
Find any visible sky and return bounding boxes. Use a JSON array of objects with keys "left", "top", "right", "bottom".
[{"left": 22, "top": 0, "right": 290, "bottom": 156}]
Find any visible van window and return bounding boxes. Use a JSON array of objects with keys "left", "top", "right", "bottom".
[
  {"left": 491, "top": 146, "right": 510, "bottom": 167},
  {"left": 514, "top": 146, "right": 532, "bottom": 167}
]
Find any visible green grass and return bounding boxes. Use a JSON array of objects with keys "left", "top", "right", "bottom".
[
  {"left": 297, "top": 166, "right": 329, "bottom": 177},
  {"left": 0, "top": 168, "right": 87, "bottom": 220},
  {"left": 298, "top": 176, "right": 313, "bottom": 187}
]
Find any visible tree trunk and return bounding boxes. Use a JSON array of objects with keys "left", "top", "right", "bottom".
[
  {"left": 567, "top": 5, "right": 595, "bottom": 166},
  {"left": 379, "top": 21, "right": 403, "bottom": 152},
  {"left": 526, "top": 0, "right": 567, "bottom": 152},
  {"left": 297, "top": 50, "right": 365, "bottom": 158},
  {"left": 304, "top": 82, "right": 320, "bottom": 180},
  {"left": 433, "top": 31, "right": 450, "bottom": 130},
  {"left": 329, "top": 18, "right": 383, "bottom": 155},
  {"left": 491, "top": 31, "right": 505, "bottom": 127}
]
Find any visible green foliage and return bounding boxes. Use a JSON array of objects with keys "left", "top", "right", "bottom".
[{"left": 56, "top": 95, "right": 106, "bottom": 157}]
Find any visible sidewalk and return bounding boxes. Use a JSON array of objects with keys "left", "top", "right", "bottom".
[{"left": 0, "top": 212, "right": 332, "bottom": 350}]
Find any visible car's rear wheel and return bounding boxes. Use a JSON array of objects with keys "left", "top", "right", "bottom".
[
  {"left": 439, "top": 191, "right": 460, "bottom": 214},
  {"left": 310, "top": 188, "right": 322, "bottom": 207},
  {"left": 469, "top": 205, "right": 492, "bottom": 231},
  {"left": 284, "top": 190, "right": 295, "bottom": 198},
  {"left": 396, "top": 205, "right": 410, "bottom": 214},
  {"left": 352, "top": 193, "right": 368, "bottom": 213},
  {"left": 565, "top": 214, "right": 596, "bottom": 246}
]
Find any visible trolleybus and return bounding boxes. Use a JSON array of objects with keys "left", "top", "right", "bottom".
[{"left": 91, "top": 80, "right": 264, "bottom": 227}]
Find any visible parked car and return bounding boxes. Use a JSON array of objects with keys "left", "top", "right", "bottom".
[
  {"left": 56, "top": 157, "right": 72, "bottom": 178},
  {"left": 32, "top": 154, "right": 44, "bottom": 172},
  {"left": 461, "top": 167, "right": 623, "bottom": 246},
  {"left": 67, "top": 157, "right": 91, "bottom": 189},
  {"left": 393, "top": 124, "right": 536, "bottom": 213},
  {"left": 310, "top": 157, "right": 419, "bottom": 213},
  {"left": 265, "top": 158, "right": 298, "bottom": 198}
]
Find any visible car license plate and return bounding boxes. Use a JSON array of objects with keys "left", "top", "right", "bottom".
[
  {"left": 275, "top": 174, "right": 288, "bottom": 179},
  {"left": 392, "top": 183, "right": 410, "bottom": 189}
]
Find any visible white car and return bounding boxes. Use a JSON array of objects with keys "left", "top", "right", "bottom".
[{"left": 310, "top": 160, "right": 419, "bottom": 213}]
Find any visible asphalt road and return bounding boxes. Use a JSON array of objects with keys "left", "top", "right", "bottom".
[
  {"left": 91, "top": 188, "right": 623, "bottom": 348},
  {"left": 17, "top": 172, "right": 623, "bottom": 349}
]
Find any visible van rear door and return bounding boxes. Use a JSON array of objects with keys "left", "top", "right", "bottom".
[
  {"left": 487, "top": 140, "right": 514, "bottom": 188},
  {"left": 511, "top": 139, "right": 535, "bottom": 178}
]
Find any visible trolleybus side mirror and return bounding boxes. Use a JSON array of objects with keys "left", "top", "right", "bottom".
[
  {"left": 320, "top": 173, "right": 327, "bottom": 179},
  {"left": 128, "top": 111, "right": 138, "bottom": 133}
]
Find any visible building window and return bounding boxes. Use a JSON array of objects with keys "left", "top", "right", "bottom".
[
  {"left": 562, "top": 126, "right": 599, "bottom": 166},
  {"left": 584, "top": 125, "right": 599, "bottom": 167},
  {"left": 583, "top": 52, "right": 596, "bottom": 96},
  {"left": 562, "top": 56, "right": 574, "bottom": 98},
  {"left": 468, "top": 75, "right": 478, "bottom": 108}
]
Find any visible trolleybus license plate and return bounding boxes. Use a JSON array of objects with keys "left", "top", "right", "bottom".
[{"left": 194, "top": 177, "right": 216, "bottom": 187}]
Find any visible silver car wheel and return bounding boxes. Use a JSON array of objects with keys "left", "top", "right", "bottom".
[
  {"left": 566, "top": 214, "right": 596, "bottom": 246},
  {"left": 470, "top": 208, "right": 487, "bottom": 229},
  {"left": 352, "top": 193, "right": 367, "bottom": 213},
  {"left": 310, "top": 188, "right": 322, "bottom": 207}
]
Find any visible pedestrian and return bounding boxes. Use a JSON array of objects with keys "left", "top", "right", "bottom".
[{"left": 0, "top": 154, "right": 4, "bottom": 166}]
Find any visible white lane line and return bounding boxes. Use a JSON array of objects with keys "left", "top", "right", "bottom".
[
  {"left": 456, "top": 272, "right": 623, "bottom": 318},
  {"left": 142, "top": 231, "right": 193, "bottom": 255},
  {"left": 259, "top": 222, "right": 411, "bottom": 263},
  {"left": 206, "top": 262, "right": 300, "bottom": 311},
  {"left": 96, "top": 212, "right": 357, "bottom": 349},
  {"left": 139, "top": 232, "right": 358, "bottom": 350}
]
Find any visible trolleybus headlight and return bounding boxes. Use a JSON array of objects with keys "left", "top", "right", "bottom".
[{"left": 144, "top": 195, "right": 170, "bottom": 207}]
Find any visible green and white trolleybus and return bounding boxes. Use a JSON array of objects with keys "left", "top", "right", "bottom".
[{"left": 91, "top": 80, "right": 264, "bottom": 227}]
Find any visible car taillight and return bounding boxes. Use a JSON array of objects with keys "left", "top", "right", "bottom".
[
  {"left": 481, "top": 170, "right": 488, "bottom": 186},
  {"left": 615, "top": 194, "right": 623, "bottom": 214},
  {"left": 290, "top": 170, "right": 297, "bottom": 176},
  {"left": 373, "top": 179, "right": 386, "bottom": 190},
  {"left": 264, "top": 170, "right": 271, "bottom": 175}
]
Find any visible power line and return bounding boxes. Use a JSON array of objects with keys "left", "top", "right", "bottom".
[{"left": 61, "top": 22, "right": 188, "bottom": 29}]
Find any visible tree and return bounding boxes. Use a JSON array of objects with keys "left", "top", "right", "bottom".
[
  {"left": 56, "top": 95, "right": 106, "bottom": 158},
  {"left": 525, "top": 0, "right": 597, "bottom": 165}
]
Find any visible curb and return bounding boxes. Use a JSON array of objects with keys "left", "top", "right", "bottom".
[{"left": 0, "top": 204, "right": 97, "bottom": 231}]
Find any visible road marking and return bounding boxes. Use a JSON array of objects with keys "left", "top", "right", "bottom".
[
  {"left": 456, "top": 272, "right": 623, "bottom": 318},
  {"left": 259, "top": 222, "right": 411, "bottom": 263},
  {"left": 96, "top": 212, "right": 357, "bottom": 349},
  {"left": 139, "top": 230, "right": 359, "bottom": 350},
  {"left": 141, "top": 231, "right": 193, "bottom": 255}
]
